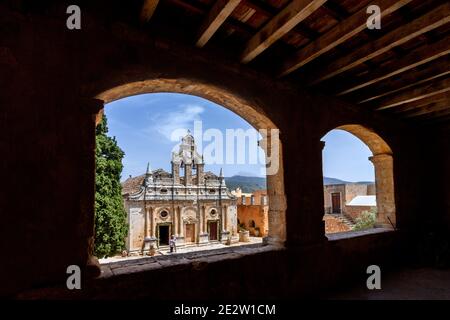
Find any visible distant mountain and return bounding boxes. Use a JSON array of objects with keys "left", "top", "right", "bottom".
[
  {"left": 225, "top": 175, "right": 266, "bottom": 193},
  {"left": 355, "top": 181, "right": 375, "bottom": 185},
  {"left": 225, "top": 175, "right": 373, "bottom": 192},
  {"left": 323, "top": 177, "right": 349, "bottom": 185}
]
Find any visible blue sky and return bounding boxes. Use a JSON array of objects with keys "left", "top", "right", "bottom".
[
  {"left": 105, "top": 93, "right": 374, "bottom": 182},
  {"left": 322, "top": 130, "right": 374, "bottom": 182},
  {"left": 105, "top": 93, "right": 266, "bottom": 180}
]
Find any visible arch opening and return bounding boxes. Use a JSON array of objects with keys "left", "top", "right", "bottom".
[
  {"left": 321, "top": 125, "right": 396, "bottom": 236},
  {"left": 91, "top": 81, "right": 286, "bottom": 263}
]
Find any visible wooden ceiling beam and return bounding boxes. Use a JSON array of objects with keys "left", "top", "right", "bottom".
[
  {"left": 244, "top": 0, "right": 320, "bottom": 40},
  {"left": 240, "top": 0, "right": 327, "bottom": 63},
  {"left": 392, "top": 92, "right": 450, "bottom": 114},
  {"left": 307, "top": 2, "right": 450, "bottom": 85},
  {"left": 140, "top": 0, "right": 160, "bottom": 23},
  {"left": 321, "top": 1, "right": 349, "bottom": 21},
  {"left": 416, "top": 110, "right": 450, "bottom": 126},
  {"left": 357, "top": 59, "right": 450, "bottom": 104},
  {"left": 279, "top": 0, "right": 413, "bottom": 77},
  {"left": 376, "top": 77, "right": 450, "bottom": 111},
  {"left": 404, "top": 100, "right": 450, "bottom": 117},
  {"left": 196, "top": 0, "right": 243, "bottom": 48},
  {"left": 337, "top": 36, "right": 450, "bottom": 96}
]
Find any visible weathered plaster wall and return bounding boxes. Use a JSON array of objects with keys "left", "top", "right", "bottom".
[{"left": 238, "top": 205, "right": 269, "bottom": 237}]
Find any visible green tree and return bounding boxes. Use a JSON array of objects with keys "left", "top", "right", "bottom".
[
  {"left": 353, "top": 207, "right": 377, "bottom": 231},
  {"left": 94, "top": 115, "right": 128, "bottom": 258}
]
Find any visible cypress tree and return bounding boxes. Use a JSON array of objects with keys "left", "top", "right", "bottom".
[{"left": 94, "top": 115, "right": 128, "bottom": 258}]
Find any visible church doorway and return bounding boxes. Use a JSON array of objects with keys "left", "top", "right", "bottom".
[
  {"left": 208, "top": 221, "right": 218, "bottom": 241},
  {"left": 185, "top": 224, "right": 196, "bottom": 243},
  {"left": 331, "top": 193, "right": 341, "bottom": 214},
  {"left": 158, "top": 224, "right": 170, "bottom": 246}
]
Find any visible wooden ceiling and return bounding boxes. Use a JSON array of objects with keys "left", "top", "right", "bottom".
[{"left": 115, "top": 0, "right": 450, "bottom": 125}]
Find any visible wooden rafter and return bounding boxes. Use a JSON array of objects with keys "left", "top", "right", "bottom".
[
  {"left": 337, "top": 36, "right": 450, "bottom": 96},
  {"left": 279, "top": 0, "right": 413, "bottom": 77},
  {"left": 196, "top": 0, "right": 243, "bottom": 48},
  {"left": 357, "top": 60, "right": 450, "bottom": 104},
  {"left": 392, "top": 92, "right": 450, "bottom": 114},
  {"left": 240, "top": 0, "right": 327, "bottom": 63},
  {"left": 416, "top": 110, "right": 450, "bottom": 125},
  {"left": 404, "top": 100, "right": 450, "bottom": 117},
  {"left": 376, "top": 77, "right": 450, "bottom": 111},
  {"left": 308, "top": 2, "right": 450, "bottom": 85}
]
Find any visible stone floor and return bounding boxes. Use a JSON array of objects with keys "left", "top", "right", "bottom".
[
  {"left": 324, "top": 267, "right": 450, "bottom": 300},
  {"left": 99, "top": 237, "right": 263, "bottom": 264}
]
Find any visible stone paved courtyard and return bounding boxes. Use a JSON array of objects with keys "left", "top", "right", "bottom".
[{"left": 99, "top": 236, "right": 263, "bottom": 264}]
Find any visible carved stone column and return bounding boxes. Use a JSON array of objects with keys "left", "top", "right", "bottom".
[
  {"left": 223, "top": 205, "right": 227, "bottom": 231},
  {"left": 177, "top": 206, "right": 182, "bottom": 236},
  {"left": 178, "top": 207, "right": 184, "bottom": 237},
  {"left": 149, "top": 207, "right": 155, "bottom": 237},
  {"left": 173, "top": 206, "right": 177, "bottom": 236},
  {"left": 144, "top": 206, "right": 149, "bottom": 238},
  {"left": 262, "top": 133, "right": 287, "bottom": 246},
  {"left": 369, "top": 153, "right": 396, "bottom": 228}
]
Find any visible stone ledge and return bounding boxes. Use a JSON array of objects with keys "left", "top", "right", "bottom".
[
  {"left": 326, "top": 227, "right": 396, "bottom": 241},
  {"left": 99, "top": 243, "right": 284, "bottom": 279}
]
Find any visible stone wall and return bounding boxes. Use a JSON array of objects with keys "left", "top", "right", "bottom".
[
  {"left": 237, "top": 205, "right": 269, "bottom": 237},
  {"left": 345, "top": 206, "right": 375, "bottom": 221},
  {"left": 344, "top": 184, "right": 372, "bottom": 204}
]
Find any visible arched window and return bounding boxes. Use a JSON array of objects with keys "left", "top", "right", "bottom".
[
  {"left": 93, "top": 86, "right": 286, "bottom": 265},
  {"left": 321, "top": 125, "right": 395, "bottom": 236}
]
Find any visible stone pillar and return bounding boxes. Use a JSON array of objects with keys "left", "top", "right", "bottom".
[
  {"left": 144, "top": 206, "right": 149, "bottom": 238},
  {"left": 369, "top": 153, "right": 396, "bottom": 228},
  {"left": 173, "top": 206, "right": 177, "bottom": 236},
  {"left": 198, "top": 206, "right": 203, "bottom": 233},
  {"left": 223, "top": 205, "right": 227, "bottom": 230},
  {"left": 197, "top": 163, "right": 204, "bottom": 185},
  {"left": 184, "top": 163, "right": 192, "bottom": 185},
  {"left": 260, "top": 132, "right": 287, "bottom": 246},
  {"left": 149, "top": 207, "right": 155, "bottom": 237},
  {"left": 79, "top": 98, "right": 103, "bottom": 277},
  {"left": 144, "top": 206, "right": 157, "bottom": 255},
  {"left": 178, "top": 207, "right": 184, "bottom": 237},
  {"left": 202, "top": 206, "right": 206, "bottom": 233},
  {"left": 177, "top": 206, "right": 182, "bottom": 236},
  {"left": 172, "top": 162, "right": 180, "bottom": 184}
]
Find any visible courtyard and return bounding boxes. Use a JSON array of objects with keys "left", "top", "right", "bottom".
[{"left": 100, "top": 236, "right": 263, "bottom": 264}]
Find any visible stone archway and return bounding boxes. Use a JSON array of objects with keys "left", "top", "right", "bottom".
[
  {"left": 331, "top": 124, "right": 396, "bottom": 228},
  {"left": 93, "top": 78, "right": 287, "bottom": 249}
]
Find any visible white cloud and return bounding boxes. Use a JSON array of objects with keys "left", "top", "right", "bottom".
[{"left": 149, "top": 104, "right": 205, "bottom": 141}]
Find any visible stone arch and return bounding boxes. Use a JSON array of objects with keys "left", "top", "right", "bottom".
[
  {"left": 93, "top": 78, "right": 287, "bottom": 248},
  {"left": 323, "top": 124, "right": 396, "bottom": 228}
]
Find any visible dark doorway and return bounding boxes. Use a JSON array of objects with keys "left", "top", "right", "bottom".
[
  {"left": 185, "top": 224, "right": 195, "bottom": 243},
  {"left": 158, "top": 225, "right": 170, "bottom": 246},
  {"left": 331, "top": 193, "right": 341, "bottom": 214},
  {"left": 209, "top": 221, "right": 218, "bottom": 241}
]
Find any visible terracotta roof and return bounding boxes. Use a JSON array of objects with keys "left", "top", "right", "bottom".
[{"left": 121, "top": 175, "right": 144, "bottom": 195}]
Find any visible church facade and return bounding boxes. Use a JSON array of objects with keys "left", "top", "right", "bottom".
[{"left": 121, "top": 132, "right": 238, "bottom": 254}]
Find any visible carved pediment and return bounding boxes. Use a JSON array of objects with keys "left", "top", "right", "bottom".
[{"left": 183, "top": 216, "right": 198, "bottom": 224}]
